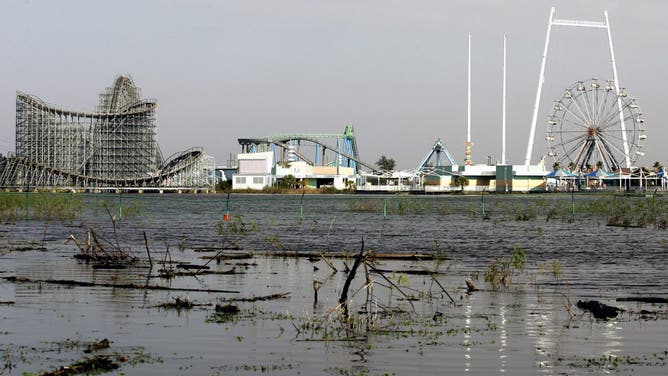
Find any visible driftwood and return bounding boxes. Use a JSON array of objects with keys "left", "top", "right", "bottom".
[
  {"left": 156, "top": 268, "right": 239, "bottom": 278},
  {"left": 42, "top": 355, "right": 119, "bottom": 376},
  {"left": 369, "top": 268, "right": 444, "bottom": 275},
  {"left": 220, "top": 292, "right": 291, "bottom": 302},
  {"left": 155, "top": 296, "right": 212, "bottom": 310},
  {"left": 365, "top": 262, "right": 416, "bottom": 311},
  {"left": 177, "top": 263, "right": 210, "bottom": 270},
  {"left": 465, "top": 280, "right": 478, "bottom": 293},
  {"left": 616, "top": 297, "right": 668, "bottom": 304},
  {"left": 3, "top": 276, "right": 239, "bottom": 294},
  {"left": 200, "top": 252, "right": 253, "bottom": 260},
  {"left": 83, "top": 338, "right": 111, "bottom": 354},
  {"left": 67, "top": 227, "right": 135, "bottom": 265},
  {"left": 262, "top": 250, "right": 433, "bottom": 260}
]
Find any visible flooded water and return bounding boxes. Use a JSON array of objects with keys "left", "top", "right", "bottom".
[{"left": 1, "top": 193, "right": 667, "bottom": 375}]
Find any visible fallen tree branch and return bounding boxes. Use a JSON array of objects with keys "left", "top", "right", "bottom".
[
  {"left": 220, "top": 292, "right": 291, "bottom": 302},
  {"left": 156, "top": 269, "right": 239, "bottom": 278},
  {"left": 365, "top": 262, "right": 416, "bottom": 311},
  {"left": 3, "top": 276, "right": 239, "bottom": 294}
]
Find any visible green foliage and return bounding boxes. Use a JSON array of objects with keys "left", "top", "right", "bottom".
[
  {"left": 347, "top": 199, "right": 380, "bottom": 212},
  {"left": 0, "top": 192, "right": 83, "bottom": 222},
  {"left": 0, "top": 193, "right": 23, "bottom": 221},
  {"left": 394, "top": 198, "right": 430, "bottom": 215},
  {"left": 277, "top": 175, "right": 301, "bottom": 189},
  {"left": 31, "top": 193, "right": 82, "bottom": 221},
  {"left": 432, "top": 239, "right": 453, "bottom": 271},
  {"left": 344, "top": 180, "right": 356, "bottom": 193},
  {"left": 318, "top": 186, "right": 340, "bottom": 194},
  {"left": 95, "top": 196, "right": 144, "bottom": 221},
  {"left": 450, "top": 176, "right": 469, "bottom": 191},
  {"left": 348, "top": 198, "right": 432, "bottom": 215},
  {"left": 583, "top": 196, "right": 668, "bottom": 228},
  {"left": 216, "top": 180, "right": 232, "bottom": 192},
  {"left": 514, "top": 208, "right": 536, "bottom": 221},
  {"left": 552, "top": 260, "right": 562, "bottom": 281},
  {"left": 376, "top": 155, "right": 396, "bottom": 173},
  {"left": 484, "top": 245, "right": 527, "bottom": 290},
  {"left": 216, "top": 214, "right": 257, "bottom": 248},
  {"left": 266, "top": 234, "right": 284, "bottom": 251}
]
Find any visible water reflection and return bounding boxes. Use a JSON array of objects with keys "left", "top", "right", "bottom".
[{"left": 464, "top": 300, "right": 472, "bottom": 372}]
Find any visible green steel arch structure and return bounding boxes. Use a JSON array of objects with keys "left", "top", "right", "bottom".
[{"left": 238, "top": 125, "right": 375, "bottom": 173}]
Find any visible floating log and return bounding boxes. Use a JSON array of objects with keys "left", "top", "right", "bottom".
[
  {"left": 156, "top": 269, "right": 239, "bottom": 278},
  {"left": 261, "top": 250, "right": 432, "bottom": 260},
  {"left": 220, "top": 292, "right": 291, "bottom": 302},
  {"left": 369, "top": 268, "right": 444, "bottom": 275},
  {"left": 616, "top": 297, "right": 668, "bottom": 304},
  {"left": 176, "top": 263, "right": 210, "bottom": 270},
  {"left": 3, "top": 276, "right": 239, "bottom": 294},
  {"left": 200, "top": 252, "right": 253, "bottom": 260}
]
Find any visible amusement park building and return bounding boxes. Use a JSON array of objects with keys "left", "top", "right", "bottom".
[
  {"left": 0, "top": 76, "right": 215, "bottom": 191},
  {"left": 232, "top": 152, "right": 356, "bottom": 190},
  {"left": 232, "top": 126, "right": 364, "bottom": 190}
]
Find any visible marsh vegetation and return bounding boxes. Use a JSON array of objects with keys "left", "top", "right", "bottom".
[{"left": 0, "top": 192, "right": 667, "bottom": 375}]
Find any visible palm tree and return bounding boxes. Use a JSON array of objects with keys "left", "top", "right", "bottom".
[
  {"left": 652, "top": 161, "right": 662, "bottom": 173},
  {"left": 451, "top": 175, "right": 469, "bottom": 192},
  {"left": 552, "top": 162, "right": 560, "bottom": 171}
]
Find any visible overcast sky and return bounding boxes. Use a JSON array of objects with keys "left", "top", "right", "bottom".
[{"left": 1, "top": 0, "right": 665, "bottom": 169}]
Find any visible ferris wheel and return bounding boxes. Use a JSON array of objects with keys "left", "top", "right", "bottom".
[{"left": 545, "top": 78, "right": 646, "bottom": 171}]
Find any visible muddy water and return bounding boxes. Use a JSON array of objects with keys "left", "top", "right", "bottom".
[{"left": 1, "top": 194, "right": 667, "bottom": 375}]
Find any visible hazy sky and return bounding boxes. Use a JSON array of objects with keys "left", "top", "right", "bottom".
[{"left": 1, "top": 0, "right": 666, "bottom": 169}]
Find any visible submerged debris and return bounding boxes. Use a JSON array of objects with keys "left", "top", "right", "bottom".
[
  {"left": 68, "top": 228, "right": 137, "bottom": 267},
  {"left": 3, "top": 276, "right": 239, "bottom": 294},
  {"left": 155, "top": 296, "right": 212, "bottom": 310},
  {"left": 215, "top": 303, "right": 240, "bottom": 314},
  {"left": 208, "top": 304, "right": 241, "bottom": 323},
  {"left": 577, "top": 300, "right": 621, "bottom": 320},
  {"left": 41, "top": 355, "right": 119, "bottom": 376},
  {"left": 83, "top": 338, "right": 111, "bottom": 354},
  {"left": 220, "top": 292, "right": 290, "bottom": 302},
  {"left": 465, "top": 280, "right": 478, "bottom": 294}
]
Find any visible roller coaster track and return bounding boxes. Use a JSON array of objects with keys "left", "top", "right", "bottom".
[
  {"left": 0, "top": 147, "right": 206, "bottom": 188},
  {"left": 238, "top": 135, "right": 376, "bottom": 172},
  {"left": 16, "top": 92, "right": 157, "bottom": 118},
  {"left": 107, "top": 76, "right": 141, "bottom": 112}
]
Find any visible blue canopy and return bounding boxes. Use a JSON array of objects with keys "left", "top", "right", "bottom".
[
  {"left": 545, "top": 169, "right": 576, "bottom": 178},
  {"left": 586, "top": 169, "right": 612, "bottom": 178}
]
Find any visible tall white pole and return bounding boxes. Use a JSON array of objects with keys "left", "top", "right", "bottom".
[
  {"left": 467, "top": 32, "right": 472, "bottom": 144},
  {"left": 524, "top": 7, "right": 555, "bottom": 166},
  {"left": 604, "top": 11, "right": 631, "bottom": 168},
  {"left": 465, "top": 33, "right": 473, "bottom": 165},
  {"left": 502, "top": 34, "right": 507, "bottom": 165}
]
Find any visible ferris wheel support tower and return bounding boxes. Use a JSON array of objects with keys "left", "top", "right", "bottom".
[{"left": 524, "top": 7, "right": 630, "bottom": 168}]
